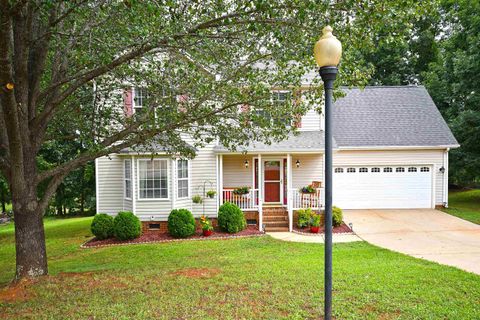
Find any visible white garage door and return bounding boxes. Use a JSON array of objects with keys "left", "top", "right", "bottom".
[{"left": 333, "top": 166, "right": 432, "bottom": 209}]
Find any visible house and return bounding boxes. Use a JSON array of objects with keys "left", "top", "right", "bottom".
[{"left": 95, "top": 85, "right": 458, "bottom": 232}]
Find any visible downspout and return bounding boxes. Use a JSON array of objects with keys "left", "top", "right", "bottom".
[{"left": 444, "top": 148, "right": 449, "bottom": 207}]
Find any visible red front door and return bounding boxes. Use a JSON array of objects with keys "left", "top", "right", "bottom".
[{"left": 264, "top": 160, "right": 281, "bottom": 202}]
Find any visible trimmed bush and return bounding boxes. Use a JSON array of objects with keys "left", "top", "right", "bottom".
[
  {"left": 218, "top": 202, "right": 246, "bottom": 233},
  {"left": 113, "top": 211, "right": 142, "bottom": 240},
  {"left": 168, "top": 209, "right": 196, "bottom": 238},
  {"left": 91, "top": 213, "right": 114, "bottom": 239},
  {"left": 332, "top": 206, "right": 343, "bottom": 227}
]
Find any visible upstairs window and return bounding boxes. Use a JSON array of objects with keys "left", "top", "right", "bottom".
[
  {"left": 133, "top": 87, "right": 148, "bottom": 113},
  {"left": 177, "top": 159, "right": 189, "bottom": 198},
  {"left": 124, "top": 159, "right": 132, "bottom": 199}
]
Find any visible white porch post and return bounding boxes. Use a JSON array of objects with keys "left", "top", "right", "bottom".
[
  {"left": 258, "top": 154, "right": 263, "bottom": 231},
  {"left": 171, "top": 158, "right": 176, "bottom": 210},
  {"left": 131, "top": 156, "right": 136, "bottom": 215},
  {"left": 219, "top": 154, "right": 223, "bottom": 207},
  {"left": 287, "top": 154, "right": 293, "bottom": 232}
]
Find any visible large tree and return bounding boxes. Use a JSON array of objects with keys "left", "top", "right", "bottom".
[{"left": 0, "top": 0, "right": 429, "bottom": 280}]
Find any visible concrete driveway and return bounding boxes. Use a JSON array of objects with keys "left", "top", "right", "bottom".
[{"left": 343, "top": 209, "right": 480, "bottom": 275}]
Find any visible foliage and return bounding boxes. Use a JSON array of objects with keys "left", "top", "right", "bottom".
[
  {"left": 332, "top": 206, "right": 343, "bottom": 227},
  {"left": 199, "top": 215, "right": 214, "bottom": 231},
  {"left": 310, "top": 213, "right": 321, "bottom": 227},
  {"left": 192, "top": 195, "right": 203, "bottom": 204},
  {"left": 218, "top": 202, "right": 246, "bottom": 233},
  {"left": 300, "top": 185, "right": 315, "bottom": 193},
  {"left": 206, "top": 190, "right": 216, "bottom": 198},
  {"left": 0, "top": 174, "right": 10, "bottom": 213},
  {"left": 90, "top": 214, "right": 114, "bottom": 240},
  {"left": 167, "top": 209, "right": 196, "bottom": 238},
  {"left": 233, "top": 186, "right": 250, "bottom": 195},
  {"left": 113, "top": 211, "right": 142, "bottom": 240},
  {"left": 297, "top": 208, "right": 313, "bottom": 228}
]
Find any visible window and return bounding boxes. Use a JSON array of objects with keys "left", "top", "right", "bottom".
[
  {"left": 359, "top": 167, "right": 368, "bottom": 173},
  {"left": 272, "top": 91, "right": 290, "bottom": 105},
  {"left": 420, "top": 167, "right": 430, "bottom": 172},
  {"left": 347, "top": 168, "right": 356, "bottom": 173},
  {"left": 383, "top": 167, "right": 392, "bottom": 173},
  {"left": 408, "top": 167, "right": 417, "bottom": 172},
  {"left": 334, "top": 168, "right": 344, "bottom": 173},
  {"left": 133, "top": 87, "right": 148, "bottom": 113},
  {"left": 396, "top": 167, "right": 405, "bottom": 173},
  {"left": 138, "top": 159, "right": 168, "bottom": 199},
  {"left": 371, "top": 167, "right": 380, "bottom": 173},
  {"left": 177, "top": 159, "right": 189, "bottom": 198},
  {"left": 124, "top": 159, "right": 132, "bottom": 199}
]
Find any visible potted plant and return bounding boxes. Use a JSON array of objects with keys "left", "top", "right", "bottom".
[
  {"left": 300, "top": 184, "right": 315, "bottom": 194},
  {"left": 192, "top": 195, "right": 203, "bottom": 204},
  {"left": 200, "top": 215, "right": 213, "bottom": 236},
  {"left": 206, "top": 190, "right": 216, "bottom": 199},
  {"left": 233, "top": 186, "right": 250, "bottom": 196},
  {"left": 310, "top": 213, "right": 321, "bottom": 233}
]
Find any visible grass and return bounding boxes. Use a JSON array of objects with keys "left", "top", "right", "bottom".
[
  {"left": 0, "top": 218, "right": 479, "bottom": 319},
  {"left": 442, "top": 189, "right": 480, "bottom": 224}
]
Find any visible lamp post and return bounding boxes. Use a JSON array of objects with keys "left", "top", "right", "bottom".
[{"left": 314, "top": 25, "right": 342, "bottom": 320}]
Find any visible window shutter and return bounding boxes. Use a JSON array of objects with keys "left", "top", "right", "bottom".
[
  {"left": 124, "top": 88, "right": 133, "bottom": 116},
  {"left": 294, "top": 114, "right": 302, "bottom": 128}
]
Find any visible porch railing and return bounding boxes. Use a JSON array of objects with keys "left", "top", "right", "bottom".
[
  {"left": 222, "top": 189, "right": 259, "bottom": 210},
  {"left": 289, "top": 188, "right": 323, "bottom": 210}
]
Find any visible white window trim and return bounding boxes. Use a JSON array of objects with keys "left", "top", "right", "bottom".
[
  {"left": 132, "top": 86, "right": 146, "bottom": 111},
  {"left": 136, "top": 158, "right": 170, "bottom": 201},
  {"left": 176, "top": 159, "right": 190, "bottom": 199},
  {"left": 124, "top": 159, "right": 132, "bottom": 200}
]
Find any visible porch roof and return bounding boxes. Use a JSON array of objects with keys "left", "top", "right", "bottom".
[{"left": 214, "top": 131, "right": 335, "bottom": 153}]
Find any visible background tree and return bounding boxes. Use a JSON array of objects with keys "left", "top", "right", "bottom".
[
  {"left": 0, "top": 0, "right": 431, "bottom": 280},
  {"left": 0, "top": 174, "right": 10, "bottom": 213}
]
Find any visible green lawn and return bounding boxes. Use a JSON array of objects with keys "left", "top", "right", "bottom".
[
  {"left": 1, "top": 218, "right": 479, "bottom": 319},
  {"left": 443, "top": 189, "right": 480, "bottom": 224}
]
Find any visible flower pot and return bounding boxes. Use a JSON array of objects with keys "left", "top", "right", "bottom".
[
  {"left": 207, "top": 194, "right": 215, "bottom": 199},
  {"left": 203, "top": 229, "right": 213, "bottom": 237},
  {"left": 310, "top": 226, "right": 320, "bottom": 233}
]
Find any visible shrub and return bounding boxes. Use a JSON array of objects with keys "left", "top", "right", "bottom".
[
  {"left": 218, "top": 202, "right": 246, "bottom": 233},
  {"left": 91, "top": 213, "right": 114, "bottom": 239},
  {"left": 332, "top": 206, "right": 343, "bottom": 227},
  {"left": 113, "top": 211, "right": 142, "bottom": 240},
  {"left": 297, "top": 208, "right": 313, "bottom": 228},
  {"left": 168, "top": 209, "right": 196, "bottom": 238}
]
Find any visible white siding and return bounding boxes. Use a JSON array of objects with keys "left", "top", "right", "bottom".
[
  {"left": 299, "top": 108, "right": 321, "bottom": 131},
  {"left": 96, "top": 155, "right": 128, "bottom": 214},
  {"left": 333, "top": 149, "right": 447, "bottom": 205},
  {"left": 291, "top": 154, "right": 323, "bottom": 189},
  {"left": 190, "top": 143, "right": 218, "bottom": 217},
  {"left": 222, "top": 155, "right": 254, "bottom": 188}
]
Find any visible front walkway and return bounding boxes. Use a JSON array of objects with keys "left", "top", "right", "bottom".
[
  {"left": 267, "top": 232, "right": 362, "bottom": 243},
  {"left": 343, "top": 209, "right": 480, "bottom": 275}
]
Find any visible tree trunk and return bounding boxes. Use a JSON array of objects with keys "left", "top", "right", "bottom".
[{"left": 13, "top": 201, "right": 48, "bottom": 279}]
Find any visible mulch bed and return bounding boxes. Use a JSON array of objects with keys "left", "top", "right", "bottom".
[
  {"left": 293, "top": 222, "right": 353, "bottom": 236},
  {"left": 82, "top": 225, "right": 264, "bottom": 248}
]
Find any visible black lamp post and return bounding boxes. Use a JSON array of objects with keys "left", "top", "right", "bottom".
[{"left": 314, "top": 26, "right": 342, "bottom": 320}]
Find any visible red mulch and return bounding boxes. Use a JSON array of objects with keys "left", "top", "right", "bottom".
[
  {"left": 293, "top": 222, "right": 353, "bottom": 235},
  {"left": 83, "top": 225, "right": 263, "bottom": 248}
]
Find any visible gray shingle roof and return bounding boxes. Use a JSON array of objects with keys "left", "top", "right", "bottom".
[
  {"left": 214, "top": 131, "right": 334, "bottom": 153},
  {"left": 333, "top": 86, "right": 459, "bottom": 148}
]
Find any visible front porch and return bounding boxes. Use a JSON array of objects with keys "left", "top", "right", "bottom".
[{"left": 217, "top": 154, "right": 325, "bottom": 231}]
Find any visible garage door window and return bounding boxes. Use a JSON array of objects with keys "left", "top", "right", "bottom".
[
  {"left": 396, "top": 167, "right": 405, "bottom": 172},
  {"left": 371, "top": 167, "right": 380, "bottom": 173},
  {"left": 408, "top": 167, "right": 417, "bottom": 172},
  {"left": 383, "top": 167, "right": 392, "bottom": 173},
  {"left": 420, "top": 167, "right": 430, "bottom": 172},
  {"left": 359, "top": 167, "right": 368, "bottom": 173},
  {"left": 335, "top": 168, "right": 344, "bottom": 173},
  {"left": 347, "top": 168, "right": 356, "bottom": 173}
]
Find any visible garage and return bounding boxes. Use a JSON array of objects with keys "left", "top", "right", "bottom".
[{"left": 333, "top": 165, "right": 433, "bottom": 209}]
